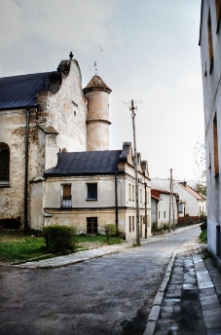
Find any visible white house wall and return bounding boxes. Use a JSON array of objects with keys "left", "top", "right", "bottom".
[{"left": 199, "top": 0, "right": 221, "bottom": 256}]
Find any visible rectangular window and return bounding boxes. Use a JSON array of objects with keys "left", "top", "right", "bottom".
[
  {"left": 129, "top": 184, "right": 131, "bottom": 201},
  {"left": 132, "top": 216, "right": 135, "bottom": 231},
  {"left": 147, "top": 191, "right": 149, "bottom": 204},
  {"left": 178, "top": 204, "right": 184, "bottom": 213},
  {"left": 158, "top": 211, "right": 161, "bottom": 220},
  {"left": 129, "top": 216, "right": 131, "bottom": 232},
  {"left": 213, "top": 114, "right": 219, "bottom": 176},
  {"left": 208, "top": 10, "right": 214, "bottom": 73},
  {"left": 132, "top": 185, "right": 135, "bottom": 201},
  {"left": 87, "top": 217, "right": 98, "bottom": 234},
  {"left": 163, "top": 211, "right": 166, "bottom": 219},
  {"left": 87, "top": 183, "right": 97, "bottom": 200},
  {"left": 140, "top": 189, "right": 142, "bottom": 203},
  {"left": 61, "top": 184, "right": 72, "bottom": 208},
  {"left": 216, "top": 0, "right": 221, "bottom": 32}
]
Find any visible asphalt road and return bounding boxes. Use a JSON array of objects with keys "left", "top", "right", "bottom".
[{"left": 0, "top": 227, "right": 201, "bottom": 335}]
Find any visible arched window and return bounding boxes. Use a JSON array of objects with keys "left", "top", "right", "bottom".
[{"left": 0, "top": 143, "right": 10, "bottom": 185}]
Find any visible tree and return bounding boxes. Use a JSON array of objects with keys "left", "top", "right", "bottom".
[
  {"left": 195, "top": 183, "right": 206, "bottom": 196},
  {"left": 193, "top": 137, "right": 206, "bottom": 184}
]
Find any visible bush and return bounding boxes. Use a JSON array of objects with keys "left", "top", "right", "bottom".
[
  {"left": 151, "top": 222, "right": 158, "bottom": 233},
  {"left": 163, "top": 223, "right": 169, "bottom": 231},
  {"left": 105, "top": 224, "right": 117, "bottom": 243},
  {"left": 200, "top": 229, "right": 207, "bottom": 243},
  {"left": 43, "top": 225, "right": 76, "bottom": 254},
  {"left": 200, "top": 217, "right": 207, "bottom": 231}
]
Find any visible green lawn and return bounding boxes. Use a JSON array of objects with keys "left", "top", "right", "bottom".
[
  {"left": 0, "top": 236, "right": 46, "bottom": 263},
  {"left": 0, "top": 231, "right": 124, "bottom": 263}
]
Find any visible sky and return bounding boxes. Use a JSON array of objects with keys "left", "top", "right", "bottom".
[{"left": 0, "top": 0, "right": 204, "bottom": 181}]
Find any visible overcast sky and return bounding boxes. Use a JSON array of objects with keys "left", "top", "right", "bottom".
[{"left": 1, "top": 0, "right": 204, "bottom": 181}]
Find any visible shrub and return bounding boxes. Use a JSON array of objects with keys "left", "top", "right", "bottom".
[
  {"left": 200, "top": 217, "right": 207, "bottom": 231},
  {"left": 151, "top": 222, "right": 158, "bottom": 233},
  {"left": 200, "top": 229, "right": 207, "bottom": 243},
  {"left": 105, "top": 224, "right": 117, "bottom": 243},
  {"left": 163, "top": 223, "right": 169, "bottom": 231},
  {"left": 43, "top": 225, "right": 76, "bottom": 254}
]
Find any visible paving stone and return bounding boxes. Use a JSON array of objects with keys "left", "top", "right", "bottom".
[
  {"left": 205, "top": 320, "right": 221, "bottom": 330},
  {"left": 200, "top": 288, "right": 216, "bottom": 296},
  {"left": 206, "top": 328, "right": 221, "bottom": 335},
  {"left": 200, "top": 294, "right": 218, "bottom": 302},
  {"left": 202, "top": 301, "right": 221, "bottom": 311},
  {"left": 201, "top": 298, "right": 220, "bottom": 306},
  {"left": 161, "top": 306, "right": 173, "bottom": 313},
  {"left": 203, "top": 308, "right": 221, "bottom": 317}
]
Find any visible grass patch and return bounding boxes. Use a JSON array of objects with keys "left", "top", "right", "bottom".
[
  {"left": 200, "top": 229, "right": 207, "bottom": 243},
  {"left": 76, "top": 234, "right": 124, "bottom": 245},
  {"left": 0, "top": 231, "right": 124, "bottom": 263},
  {"left": 0, "top": 236, "right": 46, "bottom": 263}
]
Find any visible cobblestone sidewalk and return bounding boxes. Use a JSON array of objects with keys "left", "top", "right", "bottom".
[{"left": 145, "top": 249, "right": 221, "bottom": 335}]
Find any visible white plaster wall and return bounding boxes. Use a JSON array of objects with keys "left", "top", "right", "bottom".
[
  {"left": 175, "top": 184, "right": 200, "bottom": 216},
  {"left": 0, "top": 110, "right": 26, "bottom": 224},
  {"left": 157, "top": 194, "right": 177, "bottom": 226},
  {"left": 44, "top": 175, "right": 117, "bottom": 208},
  {"left": 207, "top": 219, "right": 218, "bottom": 256},
  {"left": 200, "top": 0, "right": 221, "bottom": 256},
  {"left": 36, "top": 60, "right": 88, "bottom": 172},
  {"left": 30, "top": 182, "right": 44, "bottom": 229}
]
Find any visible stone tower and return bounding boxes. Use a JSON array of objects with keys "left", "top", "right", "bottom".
[{"left": 83, "top": 75, "right": 112, "bottom": 151}]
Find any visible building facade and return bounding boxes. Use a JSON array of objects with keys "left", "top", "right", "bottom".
[
  {"left": 199, "top": 0, "right": 221, "bottom": 257},
  {"left": 0, "top": 55, "right": 151, "bottom": 241},
  {"left": 151, "top": 189, "right": 178, "bottom": 227}
]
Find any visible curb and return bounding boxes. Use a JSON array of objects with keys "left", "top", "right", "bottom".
[{"left": 143, "top": 251, "right": 176, "bottom": 335}]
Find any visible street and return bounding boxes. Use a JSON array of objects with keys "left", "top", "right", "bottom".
[{"left": 0, "top": 227, "right": 201, "bottom": 335}]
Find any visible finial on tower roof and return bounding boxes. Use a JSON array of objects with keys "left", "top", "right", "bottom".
[
  {"left": 94, "top": 61, "right": 97, "bottom": 75},
  {"left": 69, "top": 51, "right": 73, "bottom": 60}
]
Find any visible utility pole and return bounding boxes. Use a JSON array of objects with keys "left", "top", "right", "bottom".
[
  {"left": 130, "top": 100, "right": 140, "bottom": 245},
  {"left": 169, "top": 168, "right": 175, "bottom": 232}
]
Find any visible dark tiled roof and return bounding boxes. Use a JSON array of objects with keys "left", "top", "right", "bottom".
[
  {"left": 44, "top": 150, "right": 122, "bottom": 177},
  {"left": 83, "top": 75, "right": 111, "bottom": 94},
  {"left": 0, "top": 72, "right": 53, "bottom": 110}
]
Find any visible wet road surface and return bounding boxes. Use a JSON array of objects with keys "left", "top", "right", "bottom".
[{"left": 0, "top": 227, "right": 201, "bottom": 335}]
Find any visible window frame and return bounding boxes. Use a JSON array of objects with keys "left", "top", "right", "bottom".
[
  {"left": 61, "top": 184, "right": 72, "bottom": 208},
  {"left": 87, "top": 183, "right": 98, "bottom": 201},
  {"left": 213, "top": 113, "right": 219, "bottom": 177},
  {"left": 129, "top": 216, "right": 132, "bottom": 232},
  {"left": 0, "top": 143, "right": 10, "bottom": 187},
  {"left": 87, "top": 217, "right": 98, "bottom": 234},
  {"left": 132, "top": 216, "right": 135, "bottom": 231},
  {"left": 208, "top": 9, "right": 214, "bottom": 74},
  {"left": 216, "top": 0, "right": 221, "bottom": 33}
]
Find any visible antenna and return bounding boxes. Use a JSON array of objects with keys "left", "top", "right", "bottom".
[{"left": 94, "top": 61, "right": 97, "bottom": 75}]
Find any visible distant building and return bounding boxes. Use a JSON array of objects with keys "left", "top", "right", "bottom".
[
  {"left": 176, "top": 182, "right": 206, "bottom": 217},
  {"left": 151, "top": 178, "right": 206, "bottom": 220},
  {"left": 151, "top": 189, "right": 178, "bottom": 227},
  {"left": 199, "top": 0, "right": 221, "bottom": 258},
  {"left": 0, "top": 56, "right": 151, "bottom": 240}
]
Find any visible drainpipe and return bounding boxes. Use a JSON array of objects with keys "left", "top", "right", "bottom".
[
  {"left": 115, "top": 171, "right": 119, "bottom": 234},
  {"left": 144, "top": 182, "right": 147, "bottom": 239},
  {"left": 24, "top": 108, "right": 30, "bottom": 232}
]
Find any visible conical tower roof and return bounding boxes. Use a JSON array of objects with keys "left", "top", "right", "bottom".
[{"left": 83, "top": 75, "right": 112, "bottom": 94}]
